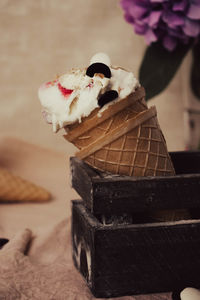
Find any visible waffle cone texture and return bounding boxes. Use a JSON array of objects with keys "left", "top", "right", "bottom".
[
  {"left": 64, "top": 86, "right": 175, "bottom": 177},
  {"left": 0, "top": 168, "right": 51, "bottom": 202}
]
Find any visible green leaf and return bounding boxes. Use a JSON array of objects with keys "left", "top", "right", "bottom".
[
  {"left": 191, "top": 41, "right": 200, "bottom": 100},
  {"left": 139, "top": 42, "right": 191, "bottom": 100}
]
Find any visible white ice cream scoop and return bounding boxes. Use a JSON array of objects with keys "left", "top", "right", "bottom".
[{"left": 38, "top": 53, "right": 139, "bottom": 132}]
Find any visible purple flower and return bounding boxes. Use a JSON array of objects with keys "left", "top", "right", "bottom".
[{"left": 120, "top": 0, "right": 200, "bottom": 51}]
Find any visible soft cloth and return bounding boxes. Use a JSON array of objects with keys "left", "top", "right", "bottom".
[
  {"left": 0, "top": 220, "right": 93, "bottom": 300},
  {"left": 0, "top": 136, "right": 171, "bottom": 299}
]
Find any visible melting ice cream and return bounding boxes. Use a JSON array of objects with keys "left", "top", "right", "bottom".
[{"left": 38, "top": 53, "right": 139, "bottom": 132}]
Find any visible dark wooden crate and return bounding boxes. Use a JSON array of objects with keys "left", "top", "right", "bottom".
[
  {"left": 72, "top": 200, "right": 200, "bottom": 298},
  {"left": 71, "top": 151, "right": 200, "bottom": 297},
  {"left": 70, "top": 152, "right": 200, "bottom": 216}
]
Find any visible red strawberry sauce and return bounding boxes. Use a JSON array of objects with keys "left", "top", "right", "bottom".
[{"left": 58, "top": 83, "right": 73, "bottom": 97}]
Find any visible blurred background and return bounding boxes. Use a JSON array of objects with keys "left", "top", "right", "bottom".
[{"left": 1, "top": 0, "right": 199, "bottom": 155}]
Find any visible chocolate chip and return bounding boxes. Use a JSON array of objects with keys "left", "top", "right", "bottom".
[
  {"left": 98, "top": 90, "right": 118, "bottom": 108},
  {"left": 86, "top": 63, "right": 111, "bottom": 78}
]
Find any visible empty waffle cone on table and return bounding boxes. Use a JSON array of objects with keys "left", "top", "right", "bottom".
[
  {"left": 0, "top": 168, "right": 51, "bottom": 202},
  {"left": 38, "top": 52, "right": 175, "bottom": 177}
]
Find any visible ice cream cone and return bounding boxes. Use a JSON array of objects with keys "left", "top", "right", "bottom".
[
  {"left": 0, "top": 168, "right": 51, "bottom": 202},
  {"left": 64, "top": 86, "right": 175, "bottom": 177}
]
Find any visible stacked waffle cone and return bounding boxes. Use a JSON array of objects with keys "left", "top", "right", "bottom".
[
  {"left": 0, "top": 168, "right": 51, "bottom": 202},
  {"left": 64, "top": 86, "right": 175, "bottom": 177}
]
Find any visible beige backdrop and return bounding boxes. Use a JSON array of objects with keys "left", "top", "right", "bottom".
[{"left": 0, "top": 0, "right": 188, "bottom": 155}]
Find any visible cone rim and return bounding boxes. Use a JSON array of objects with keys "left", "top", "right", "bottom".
[{"left": 64, "top": 86, "right": 145, "bottom": 142}]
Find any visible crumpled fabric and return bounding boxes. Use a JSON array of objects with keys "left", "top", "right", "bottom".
[
  {"left": 0, "top": 219, "right": 171, "bottom": 300},
  {"left": 0, "top": 219, "right": 93, "bottom": 300}
]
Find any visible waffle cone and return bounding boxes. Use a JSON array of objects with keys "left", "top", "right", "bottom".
[
  {"left": 64, "top": 86, "right": 175, "bottom": 177},
  {"left": 0, "top": 168, "right": 51, "bottom": 202}
]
